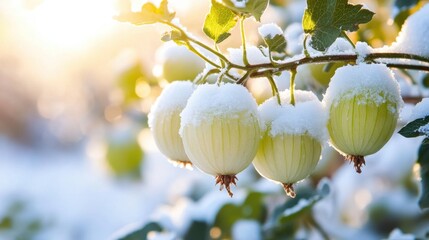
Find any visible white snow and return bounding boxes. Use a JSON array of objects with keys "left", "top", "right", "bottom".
[
  {"left": 389, "top": 4, "right": 429, "bottom": 57},
  {"left": 148, "top": 81, "right": 194, "bottom": 128},
  {"left": 180, "top": 83, "right": 259, "bottom": 131},
  {"left": 258, "top": 90, "right": 328, "bottom": 143},
  {"left": 284, "top": 23, "right": 304, "bottom": 55},
  {"left": 325, "top": 38, "right": 354, "bottom": 55},
  {"left": 228, "top": 46, "right": 271, "bottom": 66},
  {"left": 355, "top": 41, "right": 373, "bottom": 63},
  {"left": 229, "top": 0, "right": 247, "bottom": 8},
  {"left": 409, "top": 98, "right": 429, "bottom": 121},
  {"left": 273, "top": 71, "right": 290, "bottom": 91},
  {"left": 418, "top": 124, "right": 429, "bottom": 135},
  {"left": 323, "top": 63, "right": 403, "bottom": 113},
  {"left": 387, "top": 229, "right": 415, "bottom": 240},
  {"left": 258, "top": 23, "right": 283, "bottom": 38}
]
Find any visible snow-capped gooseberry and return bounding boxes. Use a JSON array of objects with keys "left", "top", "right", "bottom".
[
  {"left": 253, "top": 90, "right": 327, "bottom": 197},
  {"left": 148, "top": 81, "right": 194, "bottom": 168},
  {"left": 180, "top": 83, "right": 261, "bottom": 197},
  {"left": 324, "top": 64, "right": 402, "bottom": 173}
]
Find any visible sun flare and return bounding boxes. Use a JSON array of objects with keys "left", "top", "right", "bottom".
[{"left": 28, "top": 0, "right": 116, "bottom": 50}]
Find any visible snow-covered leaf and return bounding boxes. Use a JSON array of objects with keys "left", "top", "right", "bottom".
[
  {"left": 258, "top": 23, "right": 287, "bottom": 54},
  {"left": 302, "top": 0, "right": 374, "bottom": 51},
  {"left": 203, "top": 0, "right": 238, "bottom": 44},
  {"left": 399, "top": 116, "right": 429, "bottom": 138}
]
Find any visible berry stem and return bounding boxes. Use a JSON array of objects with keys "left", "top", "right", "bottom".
[
  {"left": 186, "top": 43, "right": 220, "bottom": 69},
  {"left": 341, "top": 31, "right": 356, "bottom": 49},
  {"left": 239, "top": 16, "right": 249, "bottom": 66},
  {"left": 266, "top": 74, "right": 281, "bottom": 105},
  {"left": 195, "top": 68, "right": 220, "bottom": 84},
  {"left": 290, "top": 68, "right": 297, "bottom": 106},
  {"left": 161, "top": 21, "right": 429, "bottom": 80},
  {"left": 303, "top": 35, "right": 310, "bottom": 58}
]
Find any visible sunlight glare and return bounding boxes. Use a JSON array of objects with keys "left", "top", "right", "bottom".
[{"left": 29, "top": 0, "right": 115, "bottom": 50}]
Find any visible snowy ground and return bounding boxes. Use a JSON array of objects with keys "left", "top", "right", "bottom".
[{"left": 0, "top": 130, "right": 215, "bottom": 240}]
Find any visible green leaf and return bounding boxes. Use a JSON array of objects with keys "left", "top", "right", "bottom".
[
  {"left": 422, "top": 74, "right": 429, "bottom": 88},
  {"left": 264, "top": 180, "right": 330, "bottom": 240},
  {"left": 259, "top": 24, "right": 287, "bottom": 54},
  {"left": 221, "top": 0, "right": 269, "bottom": 21},
  {"left": 303, "top": 0, "right": 374, "bottom": 51},
  {"left": 418, "top": 138, "right": 429, "bottom": 209},
  {"left": 399, "top": 116, "right": 429, "bottom": 138},
  {"left": 115, "top": 0, "right": 175, "bottom": 25},
  {"left": 203, "top": 0, "right": 238, "bottom": 44},
  {"left": 213, "top": 192, "right": 266, "bottom": 238},
  {"left": 183, "top": 221, "right": 210, "bottom": 240},
  {"left": 117, "top": 222, "right": 163, "bottom": 240}
]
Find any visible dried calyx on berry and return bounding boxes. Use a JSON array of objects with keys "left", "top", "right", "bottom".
[{"left": 323, "top": 64, "right": 403, "bottom": 173}]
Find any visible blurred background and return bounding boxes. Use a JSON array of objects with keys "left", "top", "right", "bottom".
[{"left": 0, "top": 0, "right": 428, "bottom": 239}]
